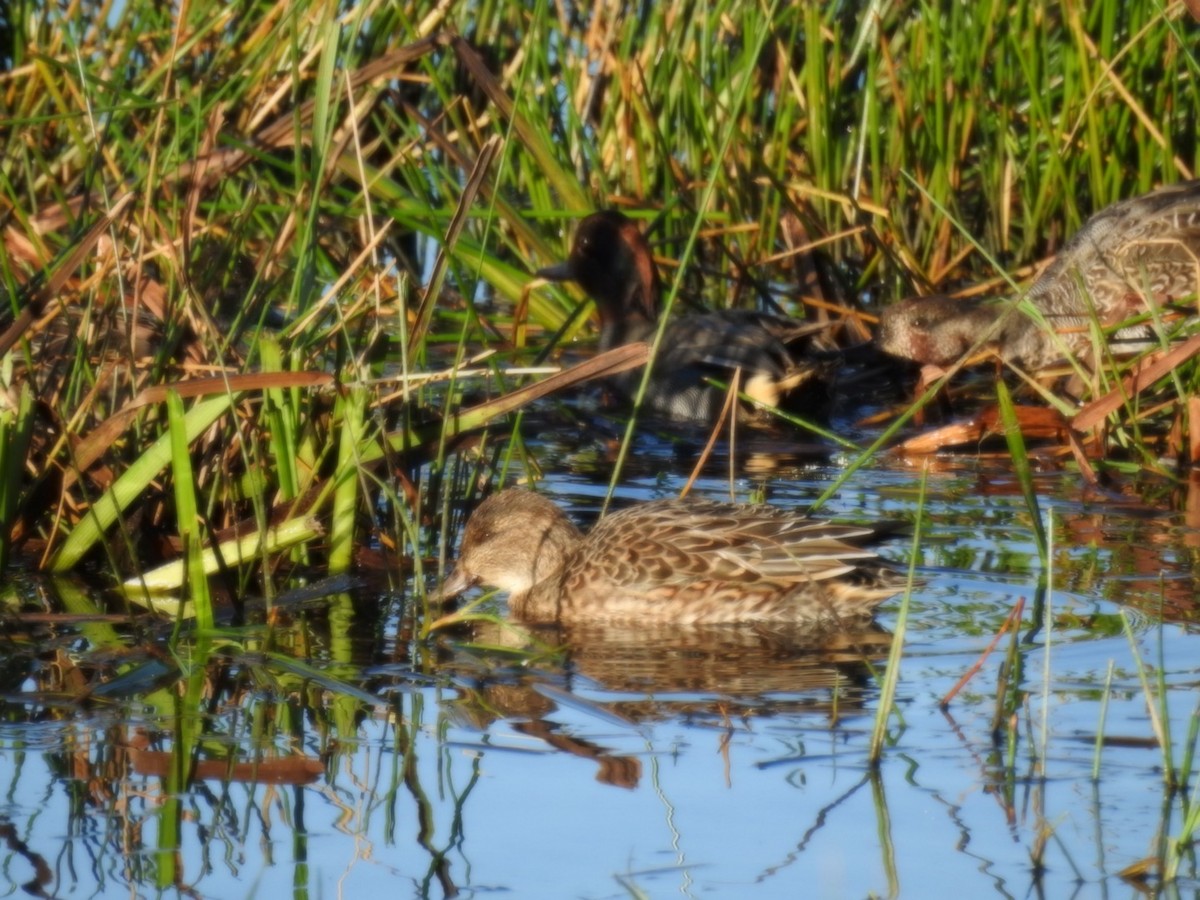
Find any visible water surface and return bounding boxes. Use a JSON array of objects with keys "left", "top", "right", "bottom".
[{"left": 1, "top": 449, "right": 1198, "bottom": 898}]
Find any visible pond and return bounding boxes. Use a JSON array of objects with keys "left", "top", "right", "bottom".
[{"left": 1, "top": 432, "right": 1199, "bottom": 899}]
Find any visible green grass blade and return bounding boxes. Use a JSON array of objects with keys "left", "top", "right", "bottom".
[
  {"left": 167, "top": 389, "right": 213, "bottom": 631},
  {"left": 868, "top": 461, "right": 926, "bottom": 766},
  {"left": 51, "top": 393, "right": 238, "bottom": 572},
  {"left": 996, "top": 379, "right": 1048, "bottom": 567},
  {"left": 330, "top": 386, "right": 369, "bottom": 574}
]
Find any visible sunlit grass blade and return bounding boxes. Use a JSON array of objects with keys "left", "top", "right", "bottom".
[
  {"left": 1091, "top": 659, "right": 1116, "bottom": 781},
  {"left": 450, "top": 36, "right": 589, "bottom": 213},
  {"left": 166, "top": 389, "right": 212, "bottom": 631},
  {"left": 63, "top": 374, "right": 330, "bottom": 494},
  {"left": 330, "top": 387, "right": 369, "bottom": 574},
  {"left": 407, "top": 135, "right": 502, "bottom": 357},
  {"left": 997, "top": 378, "right": 1048, "bottom": 566},
  {"left": 258, "top": 337, "right": 301, "bottom": 501},
  {"left": 51, "top": 392, "right": 239, "bottom": 572},
  {"left": 120, "top": 516, "right": 324, "bottom": 604},
  {"left": 1167, "top": 698, "right": 1200, "bottom": 881},
  {"left": 868, "top": 460, "right": 925, "bottom": 766},
  {"left": 1120, "top": 609, "right": 1173, "bottom": 786}
]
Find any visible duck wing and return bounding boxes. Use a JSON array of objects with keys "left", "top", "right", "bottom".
[
  {"left": 556, "top": 499, "right": 902, "bottom": 624},
  {"left": 1032, "top": 180, "right": 1200, "bottom": 319},
  {"left": 656, "top": 312, "right": 835, "bottom": 407},
  {"left": 582, "top": 500, "right": 888, "bottom": 587},
  {"left": 657, "top": 313, "right": 795, "bottom": 380}
]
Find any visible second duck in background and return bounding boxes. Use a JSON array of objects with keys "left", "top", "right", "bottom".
[
  {"left": 536, "top": 210, "right": 833, "bottom": 423},
  {"left": 877, "top": 180, "right": 1200, "bottom": 371}
]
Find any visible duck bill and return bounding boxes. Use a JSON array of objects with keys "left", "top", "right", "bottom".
[
  {"left": 434, "top": 567, "right": 478, "bottom": 602},
  {"left": 535, "top": 260, "right": 575, "bottom": 282}
]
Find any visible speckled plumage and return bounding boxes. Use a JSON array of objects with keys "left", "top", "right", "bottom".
[
  {"left": 439, "top": 489, "right": 903, "bottom": 626},
  {"left": 537, "top": 210, "right": 829, "bottom": 422},
  {"left": 877, "top": 181, "right": 1200, "bottom": 369}
]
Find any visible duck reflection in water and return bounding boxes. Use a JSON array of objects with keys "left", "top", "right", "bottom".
[{"left": 441, "top": 619, "right": 891, "bottom": 789}]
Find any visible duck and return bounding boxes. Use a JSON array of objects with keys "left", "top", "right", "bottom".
[
  {"left": 438, "top": 488, "right": 903, "bottom": 626},
  {"left": 536, "top": 210, "right": 830, "bottom": 422},
  {"left": 877, "top": 180, "right": 1200, "bottom": 370}
]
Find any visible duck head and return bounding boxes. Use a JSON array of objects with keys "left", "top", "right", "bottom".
[
  {"left": 876, "top": 295, "right": 1001, "bottom": 367},
  {"left": 537, "top": 211, "right": 661, "bottom": 345},
  {"left": 438, "top": 489, "right": 584, "bottom": 617}
]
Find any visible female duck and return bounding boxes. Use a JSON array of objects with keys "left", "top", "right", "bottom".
[
  {"left": 877, "top": 180, "right": 1200, "bottom": 369},
  {"left": 439, "top": 488, "right": 902, "bottom": 626},
  {"left": 537, "top": 211, "right": 829, "bottom": 422}
]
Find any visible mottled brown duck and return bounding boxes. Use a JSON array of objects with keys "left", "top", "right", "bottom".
[
  {"left": 878, "top": 181, "right": 1200, "bottom": 369},
  {"left": 439, "top": 488, "right": 903, "bottom": 627}
]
